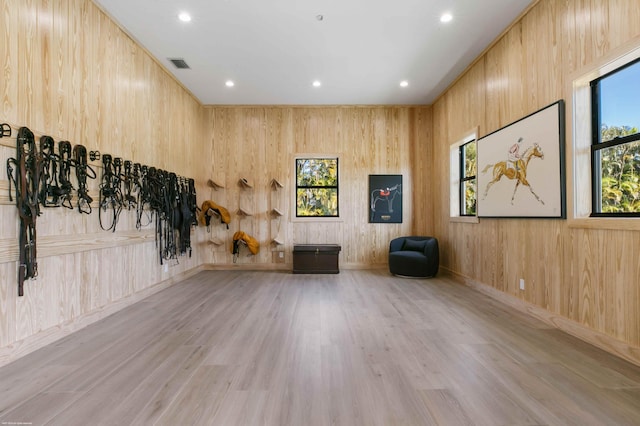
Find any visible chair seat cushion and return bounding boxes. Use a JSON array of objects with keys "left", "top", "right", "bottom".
[
  {"left": 402, "top": 239, "right": 427, "bottom": 252},
  {"left": 390, "top": 250, "right": 426, "bottom": 260}
]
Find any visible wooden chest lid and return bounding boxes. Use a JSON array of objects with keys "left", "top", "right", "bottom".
[{"left": 293, "top": 244, "right": 341, "bottom": 252}]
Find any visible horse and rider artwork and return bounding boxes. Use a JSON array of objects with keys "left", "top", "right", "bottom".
[
  {"left": 369, "top": 174, "right": 402, "bottom": 223},
  {"left": 481, "top": 138, "right": 546, "bottom": 205},
  {"left": 476, "top": 100, "right": 566, "bottom": 218}
]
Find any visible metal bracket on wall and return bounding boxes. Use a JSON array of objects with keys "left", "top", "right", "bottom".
[{"left": 0, "top": 123, "right": 11, "bottom": 137}]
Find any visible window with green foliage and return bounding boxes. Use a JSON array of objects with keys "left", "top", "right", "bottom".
[
  {"left": 295, "top": 158, "right": 339, "bottom": 217},
  {"left": 591, "top": 58, "right": 640, "bottom": 215},
  {"left": 460, "top": 140, "right": 477, "bottom": 216}
]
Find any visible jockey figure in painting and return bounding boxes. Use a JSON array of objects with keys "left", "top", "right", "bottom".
[{"left": 508, "top": 137, "right": 523, "bottom": 171}]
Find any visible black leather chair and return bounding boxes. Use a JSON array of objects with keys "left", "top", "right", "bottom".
[{"left": 388, "top": 236, "right": 439, "bottom": 277}]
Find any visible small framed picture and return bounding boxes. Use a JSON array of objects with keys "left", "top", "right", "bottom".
[{"left": 369, "top": 174, "right": 403, "bottom": 223}]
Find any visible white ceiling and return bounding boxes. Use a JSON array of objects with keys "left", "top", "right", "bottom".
[{"left": 93, "top": 0, "right": 532, "bottom": 105}]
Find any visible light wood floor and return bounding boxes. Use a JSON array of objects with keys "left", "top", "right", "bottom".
[{"left": 1, "top": 270, "right": 640, "bottom": 425}]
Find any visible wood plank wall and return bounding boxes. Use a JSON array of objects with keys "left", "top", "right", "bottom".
[
  {"left": 202, "top": 106, "right": 431, "bottom": 268},
  {"left": 0, "top": 0, "right": 208, "bottom": 365},
  {"left": 426, "top": 0, "right": 640, "bottom": 356}
]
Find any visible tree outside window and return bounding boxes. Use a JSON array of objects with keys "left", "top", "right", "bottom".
[
  {"left": 460, "top": 140, "right": 477, "bottom": 216},
  {"left": 295, "top": 158, "right": 339, "bottom": 217}
]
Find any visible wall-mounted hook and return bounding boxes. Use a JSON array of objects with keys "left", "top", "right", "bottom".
[
  {"left": 0, "top": 123, "right": 11, "bottom": 138},
  {"left": 89, "top": 150, "right": 101, "bottom": 161}
]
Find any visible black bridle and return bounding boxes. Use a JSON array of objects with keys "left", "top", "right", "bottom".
[
  {"left": 135, "top": 168, "right": 198, "bottom": 265},
  {"left": 57, "top": 141, "right": 75, "bottom": 209},
  {"left": 36, "top": 137, "right": 76, "bottom": 209},
  {"left": 136, "top": 164, "right": 152, "bottom": 229},
  {"left": 99, "top": 154, "right": 124, "bottom": 232},
  {"left": 122, "top": 160, "right": 137, "bottom": 210},
  {"left": 3, "top": 122, "right": 198, "bottom": 295},
  {"left": 6, "top": 127, "right": 42, "bottom": 296},
  {"left": 178, "top": 177, "right": 198, "bottom": 257},
  {"left": 73, "top": 144, "right": 96, "bottom": 214},
  {"left": 38, "top": 135, "right": 61, "bottom": 207}
]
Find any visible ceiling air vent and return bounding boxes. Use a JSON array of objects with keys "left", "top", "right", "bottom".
[{"left": 169, "top": 58, "right": 190, "bottom": 69}]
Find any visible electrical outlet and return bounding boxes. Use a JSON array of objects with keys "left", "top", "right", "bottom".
[
  {"left": 273, "top": 251, "right": 285, "bottom": 263},
  {"left": 519, "top": 278, "right": 525, "bottom": 290},
  {"left": 163, "top": 264, "right": 169, "bottom": 273}
]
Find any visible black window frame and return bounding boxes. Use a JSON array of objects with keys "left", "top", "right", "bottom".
[
  {"left": 459, "top": 140, "right": 477, "bottom": 216},
  {"left": 295, "top": 157, "right": 339, "bottom": 218},
  {"left": 590, "top": 57, "right": 640, "bottom": 217}
]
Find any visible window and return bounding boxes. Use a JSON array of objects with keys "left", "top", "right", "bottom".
[
  {"left": 449, "top": 129, "right": 478, "bottom": 222},
  {"left": 590, "top": 58, "right": 640, "bottom": 215},
  {"left": 571, "top": 41, "right": 640, "bottom": 230},
  {"left": 295, "top": 157, "right": 339, "bottom": 217},
  {"left": 460, "top": 140, "right": 477, "bottom": 216}
]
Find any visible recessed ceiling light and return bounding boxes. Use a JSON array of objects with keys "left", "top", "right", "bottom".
[
  {"left": 178, "top": 12, "right": 191, "bottom": 22},
  {"left": 440, "top": 12, "right": 453, "bottom": 23},
  {"left": 225, "top": 80, "right": 235, "bottom": 87},
  {"left": 312, "top": 80, "right": 321, "bottom": 87},
  {"left": 400, "top": 80, "right": 409, "bottom": 88}
]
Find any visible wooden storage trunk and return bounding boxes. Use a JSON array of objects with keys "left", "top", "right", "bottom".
[{"left": 292, "top": 244, "right": 341, "bottom": 274}]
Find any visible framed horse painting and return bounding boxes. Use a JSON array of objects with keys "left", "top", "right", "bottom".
[
  {"left": 369, "top": 174, "right": 403, "bottom": 223},
  {"left": 476, "top": 100, "right": 566, "bottom": 218}
]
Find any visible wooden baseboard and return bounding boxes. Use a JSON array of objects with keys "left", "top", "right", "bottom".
[
  {"left": 441, "top": 266, "right": 640, "bottom": 368},
  {"left": 0, "top": 265, "right": 204, "bottom": 369}
]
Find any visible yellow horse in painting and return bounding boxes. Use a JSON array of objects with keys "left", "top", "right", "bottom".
[{"left": 481, "top": 143, "right": 545, "bottom": 205}]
